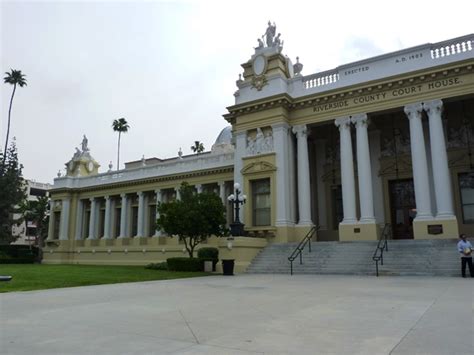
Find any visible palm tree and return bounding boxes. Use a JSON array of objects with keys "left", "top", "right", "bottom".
[
  {"left": 3, "top": 69, "right": 27, "bottom": 165},
  {"left": 112, "top": 118, "right": 130, "bottom": 170},
  {"left": 191, "top": 141, "right": 204, "bottom": 154}
]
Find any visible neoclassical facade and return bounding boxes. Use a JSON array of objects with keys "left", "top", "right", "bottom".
[{"left": 44, "top": 30, "right": 474, "bottom": 270}]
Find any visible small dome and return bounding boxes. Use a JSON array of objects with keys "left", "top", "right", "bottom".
[
  {"left": 211, "top": 126, "right": 234, "bottom": 153},
  {"left": 214, "top": 126, "right": 232, "bottom": 146}
]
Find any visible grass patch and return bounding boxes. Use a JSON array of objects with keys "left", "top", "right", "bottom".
[{"left": 0, "top": 264, "right": 211, "bottom": 293}]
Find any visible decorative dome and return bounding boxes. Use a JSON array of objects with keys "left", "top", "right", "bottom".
[{"left": 211, "top": 126, "right": 234, "bottom": 153}]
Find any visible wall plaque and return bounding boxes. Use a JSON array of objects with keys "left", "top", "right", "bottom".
[{"left": 427, "top": 224, "right": 443, "bottom": 235}]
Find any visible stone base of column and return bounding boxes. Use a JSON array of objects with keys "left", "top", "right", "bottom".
[
  {"left": 84, "top": 239, "right": 99, "bottom": 247},
  {"left": 339, "top": 222, "right": 379, "bottom": 241},
  {"left": 413, "top": 217, "right": 459, "bottom": 239},
  {"left": 132, "top": 237, "right": 148, "bottom": 246},
  {"left": 293, "top": 225, "right": 314, "bottom": 243},
  {"left": 150, "top": 235, "right": 168, "bottom": 246},
  {"left": 274, "top": 225, "right": 296, "bottom": 243},
  {"left": 116, "top": 237, "right": 130, "bottom": 246},
  {"left": 99, "top": 238, "right": 115, "bottom": 247}
]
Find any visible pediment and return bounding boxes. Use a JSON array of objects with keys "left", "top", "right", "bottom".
[{"left": 241, "top": 161, "right": 277, "bottom": 175}]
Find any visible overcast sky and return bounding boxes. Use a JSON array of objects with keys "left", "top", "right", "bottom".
[{"left": 1, "top": 0, "right": 473, "bottom": 184}]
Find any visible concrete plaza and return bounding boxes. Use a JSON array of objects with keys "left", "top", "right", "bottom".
[{"left": 1, "top": 274, "right": 473, "bottom": 354}]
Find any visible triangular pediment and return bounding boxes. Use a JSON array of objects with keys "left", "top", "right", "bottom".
[{"left": 241, "top": 161, "right": 277, "bottom": 175}]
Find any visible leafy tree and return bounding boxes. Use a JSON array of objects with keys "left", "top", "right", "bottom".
[
  {"left": 3, "top": 69, "right": 27, "bottom": 167},
  {"left": 156, "top": 182, "right": 227, "bottom": 258},
  {"left": 112, "top": 117, "right": 130, "bottom": 170},
  {"left": 0, "top": 140, "right": 26, "bottom": 245},
  {"left": 190, "top": 141, "right": 204, "bottom": 154},
  {"left": 19, "top": 196, "right": 49, "bottom": 261}
]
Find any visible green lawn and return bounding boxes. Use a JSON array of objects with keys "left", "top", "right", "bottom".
[{"left": 0, "top": 264, "right": 211, "bottom": 293}]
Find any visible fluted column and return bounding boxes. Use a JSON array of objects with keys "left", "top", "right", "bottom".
[
  {"left": 175, "top": 187, "right": 181, "bottom": 200},
  {"left": 352, "top": 114, "right": 375, "bottom": 223},
  {"left": 272, "top": 123, "right": 292, "bottom": 226},
  {"left": 154, "top": 189, "right": 162, "bottom": 237},
  {"left": 424, "top": 99, "right": 454, "bottom": 218},
  {"left": 47, "top": 201, "right": 55, "bottom": 240},
  {"left": 119, "top": 193, "right": 128, "bottom": 238},
  {"left": 136, "top": 192, "right": 145, "bottom": 237},
  {"left": 335, "top": 117, "right": 357, "bottom": 224},
  {"left": 59, "top": 198, "right": 71, "bottom": 240},
  {"left": 405, "top": 103, "right": 433, "bottom": 220},
  {"left": 103, "top": 196, "right": 112, "bottom": 238},
  {"left": 74, "top": 199, "right": 84, "bottom": 240},
  {"left": 292, "top": 124, "right": 312, "bottom": 225},
  {"left": 87, "top": 198, "right": 97, "bottom": 239}
]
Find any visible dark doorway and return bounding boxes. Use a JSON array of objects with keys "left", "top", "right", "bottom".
[{"left": 389, "top": 179, "right": 416, "bottom": 239}]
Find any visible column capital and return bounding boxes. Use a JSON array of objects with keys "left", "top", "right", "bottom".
[
  {"left": 104, "top": 195, "right": 110, "bottom": 201},
  {"left": 271, "top": 122, "right": 291, "bottom": 132},
  {"left": 137, "top": 191, "right": 144, "bottom": 197},
  {"left": 154, "top": 189, "right": 161, "bottom": 194},
  {"left": 335, "top": 117, "right": 351, "bottom": 130},
  {"left": 89, "top": 197, "right": 95, "bottom": 202},
  {"left": 404, "top": 102, "right": 423, "bottom": 119},
  {"left": 292, "top": 124, "right": 308, "bottom": 138},
  {"left": 217, "top": 181, "right": 225, "bottom": 187},
  {"left": 120, "top": 193, "right": 127, "bottom": 198},
  {"left": 350, "top": 113, "right": 369, "bottom": 127},
  {"left": 423, "top": 99, "right": 443, "bottom": 115}
]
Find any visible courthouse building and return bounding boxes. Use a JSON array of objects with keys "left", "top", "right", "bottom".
[{"left": 44, "top": 30, "right": 474, "bottom": 270}]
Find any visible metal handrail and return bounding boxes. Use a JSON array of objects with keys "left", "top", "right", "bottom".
[
  {"left": 372, "top": 224, "right": 391, "bottom": 276},
  {"left": 288, "top": 225, "right": 319, "bottom": 275}
]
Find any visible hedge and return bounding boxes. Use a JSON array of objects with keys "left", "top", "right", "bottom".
[
  {"left": 166, "top": 257, "right": 203, "bottom": 272},
  {"left": 0, "top": 245, "right": 38, "bottom": 264}
]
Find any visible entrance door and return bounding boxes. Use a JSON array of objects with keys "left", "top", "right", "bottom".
[{"left": 389, "top": 179, "right": 416, "bottom": 239}]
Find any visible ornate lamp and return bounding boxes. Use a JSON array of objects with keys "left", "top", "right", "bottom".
[{"left": 228, "top": 183, "right": 247, "bottom": 236}]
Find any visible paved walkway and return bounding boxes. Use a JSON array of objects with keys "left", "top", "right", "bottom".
[{"left": 1, "top": 274, "right": 473, "bottom": 354}]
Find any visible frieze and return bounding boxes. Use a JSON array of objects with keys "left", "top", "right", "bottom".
[{"left": 312, "top": 76, "right": 466, "bottom": 114}]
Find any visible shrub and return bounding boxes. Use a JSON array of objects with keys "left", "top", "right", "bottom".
[
  {"left": 145, "top": 262, "right": 168, "bottom": 270},
  {"left": 198, "top": 247, "right": 219, "bottom": 271},
  {"left": 0, "top": 245, "right": 38, "bottom": 263},
  {"left": 167, "top": 257, "right": 203, "bottom": 272}
]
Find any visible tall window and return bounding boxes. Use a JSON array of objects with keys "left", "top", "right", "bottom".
[
  {"left": 252, "top": 179, "right": 271, "bottom": 226},
  {"left": 459, "top": 173, "right": 474, "bottom": 224}
]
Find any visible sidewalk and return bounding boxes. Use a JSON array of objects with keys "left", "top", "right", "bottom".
[{"left": 1, "top": 274, "right": 472, "bottom": 354}]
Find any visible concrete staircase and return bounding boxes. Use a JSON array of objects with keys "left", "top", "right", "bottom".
[{"left": 246, "top": 239, "right": 461, "bottom": 276}]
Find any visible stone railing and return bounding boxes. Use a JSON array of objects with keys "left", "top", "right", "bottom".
[
  {"left": 53, "top": 152, "right": 235, "bottom": 190},
  {"left": 430, "top": 37, "right": 473, "bottom": 59},
  {"left": 303, "top": 70, "right": 340, "bottom": 89}
]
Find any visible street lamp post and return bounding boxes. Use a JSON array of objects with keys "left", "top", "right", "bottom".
[{"left": 227, "top": 183, "right": 247, "bottom": 236}]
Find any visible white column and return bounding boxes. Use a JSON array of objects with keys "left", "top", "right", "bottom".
[
  {"left": 292, "top": 124, "right": 312, "bottom": 225},
  {"left": 87, "top": 197, "right": 97, "bottom": 239},
  {"left": 404, "top": 103, "right": 433, "bottom": 220},
  {"left": 154, "top": 189, "right": 162, "bottom": 237},
  {"left": 175, "top": 187, "right": 181, "bottom": 200},
  {"left": 196, "top": 184, "right": 203, "bottom": 193},
  {"left": 424, "top": 99, "right": 455, "bottom": 218},
  {"left": 47, "top": 201, "right": 55, "bottom": 240},
  {"left": 74, "top": 199, "right": 84, "bottom": 240},
  {"left": 218, "top": 182, "right": 226, "bottom": 205},
  {"left": 136, "top": 192, "right": 145, "bottom": 237},
  {"left": 103, "top": 196, "right": 112, "bottom": 239},
  {"left": 59, "top": 198, "right": 71, "bottom": 240},
  {"left": 273, "top": 123, "right": 292, "bottom": 226},
  {"left": 352, "top": 114, "right": 375, "bottom": 223},
  {"left": 233, "top": 131, "right": 246, "bottom": 223},
  {"left": 119, "top": 193, "right": 128, "bottom": 238},
  {"left": 315, "top": 139, "right": 327, "bottom": 230},
  {"left": 335, "top": 117, "right": 357, "bottom": 224}
]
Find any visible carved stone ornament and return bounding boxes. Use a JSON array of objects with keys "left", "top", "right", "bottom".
[
  {"left": 246, "top": 128, "right": 274, "bottom": 156},
  {"left": 251, "top": 75, "right": 268, "bottom": 91},
  {"left": 241, "top": 161, "right": 277, "bottom": 175}
]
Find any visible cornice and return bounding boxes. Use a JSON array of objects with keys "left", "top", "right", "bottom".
[{"left": 50, "top": 166, "right": 234, "bottom": 195}]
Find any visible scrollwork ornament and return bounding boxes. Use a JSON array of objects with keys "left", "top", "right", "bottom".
[{"left": 251, "top": 75, "right": 268, "bottom": 91}]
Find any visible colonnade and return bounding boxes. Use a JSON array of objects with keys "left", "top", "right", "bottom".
[{"left": 49, "top": 182, "right": 230, "bottom": 241}]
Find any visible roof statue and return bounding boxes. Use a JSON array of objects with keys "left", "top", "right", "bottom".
[
  {"left": 263, "top": 21, "right": 276, "bottom": 47},
  {"left": 293, "top": 56, "right": 303, "bottom": 76},
  {"left": 255, "top": 21, "right": 283, "bottom": 55},
  {"left": 81, "top": 134, "right": 89, "bottom": 152}
]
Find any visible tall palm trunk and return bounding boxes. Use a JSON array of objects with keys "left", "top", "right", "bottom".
[
  {"left": 117, "top": 131, "right": 121, "bottom": 170},
  {"left": 3, "top": 83, "right": 16, "bottom": 165}
]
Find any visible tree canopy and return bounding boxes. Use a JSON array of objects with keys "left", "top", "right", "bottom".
[
  {"left": 156, "top": 182, "right": 227, "bottom": 258},
  {"left": 190, "top": 141, "right": 204, "bottom": 154},
  {"left": 0, "top": 140, "right": 26, "bottom": 245}
]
